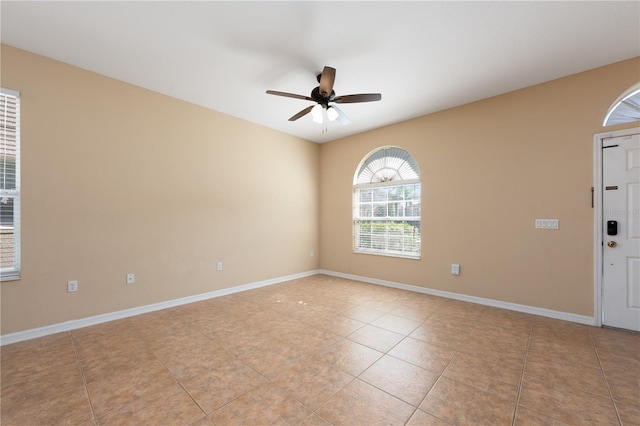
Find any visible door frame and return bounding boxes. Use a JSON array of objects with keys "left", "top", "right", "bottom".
[{"left": 593, "top": 126, "right": 640, "bottom": 327}]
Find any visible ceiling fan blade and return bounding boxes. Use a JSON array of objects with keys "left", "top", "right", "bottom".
[
  {"left": 266, "top": 90, "right": 313, "bottom": 101},
  {"left": 330, "top": 105, "right": 350, "bottom": 125},
  {"left": 288, "top": 105, "right": 315, "bottom": 121},
  {"left": 333, "top": 93, "right": 382, "bottom": 103},
  {"left": 319, "top": 66, "right": 336, "bottom": 97}
]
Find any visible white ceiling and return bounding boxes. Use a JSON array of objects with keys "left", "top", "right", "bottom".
[{"left": 2, "top": 1, "right": 639, "bottom": 143}]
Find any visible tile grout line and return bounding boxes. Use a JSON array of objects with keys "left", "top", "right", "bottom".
[
  {"left": 366, "top": 305, "right": 442, "bottom": 425},
  {"left": 518, "top": 323, "right": 622, "bottom": 425},
  {"left": 130, "top": 317, "right": 213, "bottom": 425},
  {"left": 207, "top": 306, "right": 351, "bottom": 425},
  {"left": 309, "top": 375, "right": 358, "bottom": 426},
  {"left": 589, "top": 328, "right": 624, "bottom": 426},
  {"left": 69, "top": 330, "right": 99, "bottom": 425},
  {"left": 511, "top": 327, "right": 531, "bottom": 426},
  {"left": 391, "top": 314, "right": 445, "bottom": 425},
  {"left": 177, "top": 320, "right": 231, "bottom": 423},
  {"left": 173, "top": 317, "right": 264, "bottom": 424},
  {"left": 407, "top": 310, "right": 479, "bottom": 425},
  {"left": 385, "top": 331, "right": 422, "bottom": 425},
  {"left": 304, "top": 302, "right": 443, "bottom": 425},
  {"left": 146, "top": 345, "right": 210, "bottom": 423},
  {"left": 315, "top": 301, "right": 418, "bottom": 423}
]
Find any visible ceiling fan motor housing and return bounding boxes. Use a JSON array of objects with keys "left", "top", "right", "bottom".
[{"left": 311, "top": 87, "right": 335, "bottom": 106}]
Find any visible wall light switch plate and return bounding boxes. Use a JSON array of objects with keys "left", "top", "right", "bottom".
[{"left": 451, "top": 264, "right": 460, "bottom": 275}]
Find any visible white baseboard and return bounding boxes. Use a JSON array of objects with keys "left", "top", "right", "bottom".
[
  {"left": 1, "top": 268, "right": 595, "bottom": 346},
  {"left": 0, "top": 269, "right": 321, "bottom": 346},
  {"left": 318, "top": 269, "right": 595, "bottom": 326}
]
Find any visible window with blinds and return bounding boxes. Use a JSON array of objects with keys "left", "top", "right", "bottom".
[
  {"left": 353, "top": 147, "right": 421, "bottom": 259},
  {"left": 1, "top": 88, "right": 20, "bottom": 280}
]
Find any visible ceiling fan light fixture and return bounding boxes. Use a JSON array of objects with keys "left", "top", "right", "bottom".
[
  {"left": 311, "top": 104, "right": 323, "bottom": 123},
  {"left": 327, "top": 106, "right": 339, "bottom": 122}
]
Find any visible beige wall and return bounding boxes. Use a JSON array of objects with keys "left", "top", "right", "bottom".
[
  {"left": 2, "top": 44, "right": 638, "bottom": 335},
  {"left": 0, "top": 46, "right": 320, "bottom": 334},
  {"left": 320, "top": 57, "right": 640, "bottom": 317}
]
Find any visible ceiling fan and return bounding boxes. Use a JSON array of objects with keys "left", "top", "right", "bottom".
[{"left": 266, "top": 66, "right": 382, "bottom": 133}]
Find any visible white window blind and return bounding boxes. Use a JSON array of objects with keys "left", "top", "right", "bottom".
[
  {"left": 353, "top": 147, "right": 421, "bottom": 259},
  {"left": 1, "top": 88, "right": 20, "bottom": 280}
]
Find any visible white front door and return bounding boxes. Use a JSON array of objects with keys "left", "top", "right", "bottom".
[{"left": 602, "top": 133, "right": 640, "bottom": 332}]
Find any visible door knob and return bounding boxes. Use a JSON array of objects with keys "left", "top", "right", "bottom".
[{"left": 607, "top": 241, "right": 617, "bottom": 248}]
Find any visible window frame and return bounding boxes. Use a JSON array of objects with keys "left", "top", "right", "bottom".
[
  {"left": 1, "top": 88, "right": 21, "bottom": 281},
  {"left": 352, "top": 147, "right": 421, "bottom": 259}
]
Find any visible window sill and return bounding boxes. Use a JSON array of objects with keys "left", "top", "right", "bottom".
[
  {"left": 1, "top": 272, "right": 21, "bottom": 282},
  {"left": 353, "top": 249, "right": 421, "bottom": 260}
]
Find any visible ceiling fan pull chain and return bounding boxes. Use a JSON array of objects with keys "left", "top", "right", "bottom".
[{"left": 323, "top": 107, "right": 328, "bottom": 133}]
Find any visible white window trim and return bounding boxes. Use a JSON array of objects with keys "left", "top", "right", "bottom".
[
  {"left": 355, "top": 178, "right": 421, "bottom": 189},
  {"left": 353, "top": 147, "right": 421, "bottom": 259},
  {"left": 603, "top": 82, "right": 640, "bottom": 126},
  {"left": 1, "top": 87, "right": 21, "bottom": 281}
]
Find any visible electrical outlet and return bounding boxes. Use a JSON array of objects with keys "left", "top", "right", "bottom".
[
  {"left": 67, "top": 280, "right": 78, "bottom": 292},
  {"left": 216, "top": 262, "right": 223, "bottom": 271},
  {"left": 126, "top": 273, "right": 135, "bottom": 284}
]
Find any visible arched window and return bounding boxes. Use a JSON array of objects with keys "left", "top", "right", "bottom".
[
  {"left": 353, "top": 147, "right": 421, "bottom": 258},
  {"left": 603, "top": 82, "right": 640, "bottom": 126}
]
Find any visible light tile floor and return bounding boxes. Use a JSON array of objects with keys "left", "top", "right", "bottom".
[{"left": 1, "top": 275, "right": 639, "bottom": 425}]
